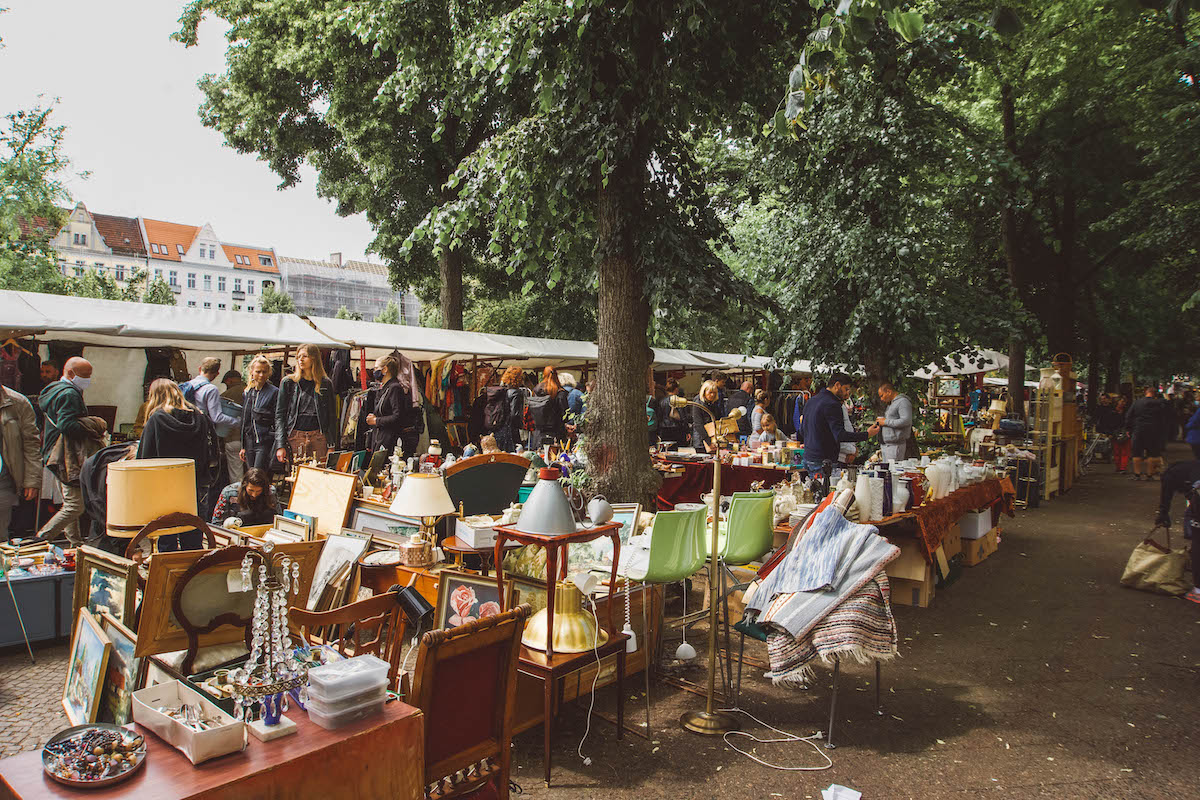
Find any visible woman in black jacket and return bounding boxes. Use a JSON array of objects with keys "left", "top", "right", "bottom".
[
  {"left": 530, "top": 366, "right": 570, "bottom": 450},
  {"left": 274, "top": 343, "right": 335, "bottom": 466},
  {"left": 692, "top": 379, "right": 725, "bottom": 453},
  {"left": 137, "top": 378, "right": 221, "bottom": 550},
  {"left": 239, "top": 356, "right": 280, "bottom": 472},
  {"left": 658, "top": 378, "right": 688, "bottom": 447},
  {"left": 366, "top": 355, "right": 420, "bottom": 456},
  {"left": 493, "top": 366, "right": 527, "bottom": 452}
]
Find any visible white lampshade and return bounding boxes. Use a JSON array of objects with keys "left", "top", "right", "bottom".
[
  {"left": 389, "top": 473, "right": 455, "bottom": 518},
  {"left": 106, "top": 458, "right": 197, "bottom": 538}
]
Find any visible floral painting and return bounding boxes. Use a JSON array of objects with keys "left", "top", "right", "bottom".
[{"left": 436, "top": 572, "right": 502, "bottom": 630}]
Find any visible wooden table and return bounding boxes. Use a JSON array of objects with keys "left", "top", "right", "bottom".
[
  {"left": 492, "top": 521, "right": 621, "bottom": 661},
  {"left": 518, "top": 633, "right": 627, "bottom": 787},
  {"left": 0, "top": 702, "right": 424, "bottom": 800},
  {"left": 439, "top": 536, "right": 518, "bottom": 576}
]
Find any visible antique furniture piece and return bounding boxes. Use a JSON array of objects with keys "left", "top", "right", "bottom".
[{"left": 291, "top": 589, "right": 411, "bottom": 691}]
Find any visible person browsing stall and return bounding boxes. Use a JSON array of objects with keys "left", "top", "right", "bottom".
[
  {"left": 275, "top": 344, "right": 335, "bottom": 465},
  {"left": 220, "top": 369, "right": 246, "bottom": 484},
  {"left": 530, "top": 366, "right": 570, "bottom": 449},
  {"left": 36, "top": 357, "right": 99, "bottom": 545},
  {"left": 728, "top": 380, "right": 754, "bottom": 438},
  {"left": 875, "top": 382, "right": 913, "bottom": 463},
  {"left": 239, "top": 356, "right": 279, "bottom": 472},
  {"left": 211, "top": 467, "right": 282, "bottom": 527},
  {"left": 800, "top": 372, "right": 880, "bottom": 477},
  {"left": 1154, "top": 458, "right": 1200, "bottom": 605},
  {"left": 692, "top": 379, "right": 726, "bottom": 454},
  {"left": 1, "top": 383, "right": 41, "bottom": 541},
  {"left": 182, "top": 358, "right": 240, "bottom": 438},
  {"left": 658, "top": 378, "right": 689, "bottom": 447},
  {"left": 366, "top": 355, "right": 421, "bottom": 456}
]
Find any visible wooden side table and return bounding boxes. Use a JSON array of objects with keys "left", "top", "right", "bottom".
[{"left": 492, "top": 521, "right": 621, "bottom": 661}]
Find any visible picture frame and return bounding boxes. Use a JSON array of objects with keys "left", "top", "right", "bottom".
[
  {"left": 97, "top": 613, "right": 143, "bottom": 726},
  {"left": 361, "top": 449, "right": 389, "bottom": 486},
  {"left": 136, "top": 541, "right": 322, "bottom": 658},
  {"left": 348, "top": 503, "right": 421, "bottom": 544},
  {"left": 272, "top": 514, "right": 311, "bottom": 541},
  {"left": 264, "top": 528, "right": 304, "bottom": 546},
  {"left": 936, "top": 377, "right": 963, "bottom": 398},
  {"left": 73, "top": 545, "right": 138, "bottom": 634},
  {"left": 505, "top": 575, "right": 548, "bottom": 616},
  {"left": 325, "top": 451, "right": 341, "bottom": 470},
  {"left": 289, "top": 465, "right": 358, "bottom": 538},
  {"left": 307, "top": 529, "right": 373, "bottom": 610},
  {"left": 436, "top": 571, "right": 504, "bottom": 630},
  {"left": 568, "top": 502, "right": 642, "bottom": 576},
  {"left": 63, "top": 610, "right": 112, "bottom": 726}
]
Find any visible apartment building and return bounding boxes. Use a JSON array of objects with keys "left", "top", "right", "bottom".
[
  {"left": 139, "top": 218, "right": 278, "bottom": 312},
  {"left": 278, "top": 253, "right": 421, "bottom": 322},
  {"left": 47, "top": 203, "right": 150, "bottom": 281}
]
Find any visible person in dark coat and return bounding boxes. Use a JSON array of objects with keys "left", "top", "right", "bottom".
[
  {"left": 366, "top": 355, "right": 420, "bottom": 456},
  {"left": 727, "top": 380, "right": 754, "bottom": 438},
  {"left": 78, "top": 442, "right": 138, "bottom": 554},
  {"left": 530, "top": 366, "right": 570, "bottom": 449},
  {"left": 692, "top": 379, "right": 726, "bottom": 454},
  {"left": 136, "top": 378, "right": 222, "bottom": 550},
  {"left": 1126, "top": 386, "right": 1168, "bottom": 480},
  {"left": 658, "top": 378, "right": 688, "bottom": 447},
  {"left": 240, "top": 356, "right": 280, "bottom": 473},
  {"left": 274, "top": 343, "right": 336, "bottom": 466},
  {"left": 1154, "top": 458, "right": 1200, "bottom": 605},
  {"left": 492, "top": 366, "right": 527, "bottom": 452},
  {"left": 800, "top": 372, "right": 880, "bottom": 478}
]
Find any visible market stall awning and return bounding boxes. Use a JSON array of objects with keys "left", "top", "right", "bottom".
[
  {"left": 0, "top": 290, "right": 346, "bottom": 351},
  {"left": 305, "top": 315, "right": 525, "bottom": 361}
]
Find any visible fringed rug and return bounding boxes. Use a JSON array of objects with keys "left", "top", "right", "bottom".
[{"left": 764, "top": 573, "right": 898, "bottom": 687}]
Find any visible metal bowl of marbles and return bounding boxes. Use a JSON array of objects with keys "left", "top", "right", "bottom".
[{"left": 42, "top": 724, "right": 146, "bottom": 788}]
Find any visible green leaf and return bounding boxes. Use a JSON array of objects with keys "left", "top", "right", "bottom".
[
  {"left": 887, "top": 11, "right": 924, "bottom": 42},
  {"left": 688, "top": 14, "right": 700, "bottom": 32}
]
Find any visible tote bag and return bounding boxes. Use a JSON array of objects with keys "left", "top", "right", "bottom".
[{"left": 1120, "top": 527, "right": 1189, "bottom": 596}]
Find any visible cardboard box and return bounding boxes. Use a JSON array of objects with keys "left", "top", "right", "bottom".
[
  {"left": 962, "top": 527, "right": 999, "bottom": 566},
  {"left": 885, "top": 537, "right": 928, "bottom": 582},
  {"left": 889, "top": 567, "right": 935, "bottom": 608},
  {"left": 941, "top": 525, "right": 962, "bottom": 558},
  {"left": 455, "top": 516, "right": 498, "bottom": 548},
  {"left": 132, "top": 680, "right": 245, "bottom": 764},
  {"left": 959, "top": 509, "right": 993, "bottom": 540}
]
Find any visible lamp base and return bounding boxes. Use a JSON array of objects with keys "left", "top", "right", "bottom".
[{"left": 679, "top": 709, "right": 740, "bottom": 735}]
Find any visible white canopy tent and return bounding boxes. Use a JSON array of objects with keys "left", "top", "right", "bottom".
[{"left": 912, "top": 349, "right": 1011, "bottom": 380}]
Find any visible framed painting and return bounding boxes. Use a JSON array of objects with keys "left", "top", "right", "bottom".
[
  {"left": 289, "top": 465, "right": 358, "bottom": 538},
  {"left": 264, "top": 528, "right": 304, "bottom": 546},
  {"left": 568, "top": 502, "right": 642, "bottom": 576},
  {"left": 97, "top": 613, "right": 142, "bottom": 726},
  {"left": 307, "top": 530, "right": 373, "bottom": 609},
  {"left": 272, "top": 514, "right": 311, "bottom": 541},
  {"left": 136, "top": 540, "right": 322, "bottom": 658},
  {"left": 73, "top": 546, "right": 138, "bottom": 634},
  {"left": 348, "top": 503, "right": 421, "bottom": 544},
  {"left": 505, "top": 575, "right": 548, "bottom": 616},
  {"left": 435, "top": 571, "right": 503, "bottom": 630},
  {"left": 63, "top": 610, "right": 111, "bottom": 726}
]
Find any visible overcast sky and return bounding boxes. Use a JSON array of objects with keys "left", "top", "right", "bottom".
[{"left": 0, "top": 2, "right": 375, "bottom": 262}]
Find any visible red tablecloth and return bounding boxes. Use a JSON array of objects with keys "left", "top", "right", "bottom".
[{"left": 656, "top": 459, "right": 790, "bottom": 510}]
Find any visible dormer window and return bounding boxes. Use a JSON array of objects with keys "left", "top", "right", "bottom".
[
  {"left": 159, "top": 243, "right": 168, "bottom": 254},
  {"left": 258, "top": 255, "right": 273, "bottom": 267},
  {"left": 177, "top": 244, "right": 185, "bottom": 255},
  {"left": 150, "top": 243, "right": 160, "bottom": 254}
]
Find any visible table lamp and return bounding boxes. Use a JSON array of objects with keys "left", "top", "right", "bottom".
[
  {"left": 514, "top": 468, "right": 577, "bottom": 536},
  {"left": 106, "top": 458, "right": 199, "bottom": 539},
  {"left": 389, "top": 473, "right": 455, "bottom": 566}
]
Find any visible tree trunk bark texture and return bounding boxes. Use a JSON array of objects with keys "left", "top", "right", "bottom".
[
  {"left": 438, "top": 248, "right": 464, "bottom": 331},
  {"left": 1000, "top": 83, "right": 1026, "bottom": 419}
]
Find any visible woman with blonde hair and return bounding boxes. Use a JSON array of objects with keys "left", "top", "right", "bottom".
[
  {"left": 692, "top": 379, "right": 725, "bottom": 453},
  {"left": 274, "top": 344, "right": 335, "bottom": 464},
  {"left": 136, "top": 378, "right": 221, "bottom": 550},
  {"left": 240, "top": 355, "right": 279, "bottom": 472}
]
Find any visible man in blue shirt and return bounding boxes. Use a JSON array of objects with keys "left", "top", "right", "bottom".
[{"left": 800, "top": 372, "right": 879, "bottom": 479}]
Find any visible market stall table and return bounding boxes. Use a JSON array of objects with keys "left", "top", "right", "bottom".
[
  {"left": 863, "top": 476, "right": 1016, "bottom": 559},
  {"left": 0, "top": 702, "right": 424, "bottom": 800},
  {"left": 655, "top": 457, "right": 792, "bottom": 510}
]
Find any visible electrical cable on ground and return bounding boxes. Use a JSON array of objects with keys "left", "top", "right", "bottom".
[
  {"left": 577, "top": 596, "right": 603, "bottom": 766},
  {"left": 717, "top": 706, "right": 834, "bottom": 772}
]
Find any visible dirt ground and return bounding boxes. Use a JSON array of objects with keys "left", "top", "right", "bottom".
[
  {"left": 509, "top": 443, "right": 1200, "bottom": 799},
  {"left": 2, "top": 444, "right": 1196, "bottom": 798}
]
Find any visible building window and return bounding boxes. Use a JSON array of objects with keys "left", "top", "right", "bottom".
[
  {"left": 247, "top": 306, "right": 255, "bottom": 312},
  {"left": 93, "top": 262, "right": 105, "bottom": 271},
  {"left": 168, "top": 270, "right": 178, "bottom": 287},
  {"left": 217, "top": 303, "right": 226, "bottom": 310},
  {"left": 154, "top": 268, "right": 163, "bottom": 280},
  {"left": 159, "top": 243, "right": 168, "bottom": 254},
  {"left": 234, "top": 278, "right": 242, "bottom": 292},
  {"left": 150, "top": 243, "right": 159, "bottom": 254},
  {"left": 115, "top": 265, "right": 125, "bottom": 281},
  {"left": 73, "top": 233, "right": 87, "bottom": 245},
  {"left": 258, "top": 255, "right": 273, "bottom": 267},
  {"left": 203, "top": 302, "right": 211, "bottom": 309},
  {"left": 232, "top": 304, "right": 242, "bottom": 311},
  {"left": 187, "top": 301, "right": 196, "bottom": 308},
  {"left": 187, "top": 272, "right": 196, "bottom": 289},
  {"left": 203, "top": 274, "right": 211, "bottom": 290},
  {"left": 218, "top": 276, "right": 226, "bottom": 292},
  {"left": 177, "top": 244, "right": 185, "bottom": 256},
  {"left": 73, "top": 266, "right": 84, "bottom": 277},
  {"left": 209, "top": 246, "right": 217, "bottom": 260},
  {"left": 262, "top": 280, "right": 275, "bottom": 291},
  {"left": 247, "top": 279, "right": 255, "bottom": 295}
]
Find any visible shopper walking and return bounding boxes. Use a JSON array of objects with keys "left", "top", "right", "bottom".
[
  {"left": 211, "top": 467, "right": 281, "bottom": 527},
  {"left": 1127, "top": 386, "right": 1169, "bottom": 480},
  {"left": 1, "top": 383, "right": 41, "bottom": 541},
  {"left": 875, "top": 382, "right": 914, "bottom": 463},
  {"left": 275, "top": 344, "right": 335, "bottom": 466},
  {"left": 37, "top": 357, "right": 101, "bottom": 545},
  {"left": 1095, "top": 394, "right": 1127, "bottom": 472},
  {"left": 240, "top": 356, "right": 280, "bottom": 473},
  {"left": 137, "top": 379, "right": 222, "bottom": 549},
  {"left": 366, "top": 355, "right": 421, "bottom": 457},
  {"left": 1154, "top": 458, "right": 1200, "bottom": 605},
  {"left": 530, "top": 366, "right": 570, "bottom": 450}
]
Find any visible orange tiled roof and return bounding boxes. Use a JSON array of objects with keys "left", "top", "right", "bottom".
[
  {"left": 141, "top": 218, "right": 200, "bottom": 262},
  {"left": 92, "top": 213, "right": 146, "bottom": 257},
  {"left": 221, "top": 244, "right": 279, "bottom": 274}
]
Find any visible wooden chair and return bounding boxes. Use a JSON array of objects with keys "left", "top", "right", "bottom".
[
  {"left": 410, "top": 605, "right": 531, "bottom": 800},
  {"left": 290, "top": 590, "right": 410, "bottom": 691},
  {"left": 172, "top": 545, "right": 255, "bottom": 675}
]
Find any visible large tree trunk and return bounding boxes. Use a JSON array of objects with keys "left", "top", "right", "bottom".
[
  {"left": 583, "top": 170, "right": 661, "bottom": 508},
  {"left": 438, "top": 248, "right": 464, "bottom": 330},
  {"left": 1087, "top": 328, "right": 1101, "bottom": 418},
  {"left": 1000, "top": 83, "right": 1026, "bottom": 418},
  {"left": 1105, "top": 346, "right": 1122, "bottom": 393}
]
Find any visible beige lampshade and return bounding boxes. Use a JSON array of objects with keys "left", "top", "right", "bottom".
[
  {"left": 389, "top": 473, "right": 455, "bottom": 519},
  {"left": 106, "top": 458, "right": 197, "bottom": 538}
]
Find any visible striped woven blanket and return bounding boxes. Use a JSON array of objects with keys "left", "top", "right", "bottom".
[{"left": 764, "top": 573, "right": 898, "bottom": 687}]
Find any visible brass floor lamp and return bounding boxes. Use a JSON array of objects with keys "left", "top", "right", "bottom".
[{"left": 669, "top": 394, "right": 745, "bottom": 735}]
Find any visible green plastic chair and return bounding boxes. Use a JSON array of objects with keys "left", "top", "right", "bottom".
[
  {"left": 617, "top": 504, "right": 707, "bottom": 728},
  {"left": 711, "top": 491, "right": 776, "bottom": 565}
]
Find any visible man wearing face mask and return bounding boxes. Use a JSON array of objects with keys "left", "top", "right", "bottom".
[
  {"left": 36, "top": 357, "right": 95, "bottom": 545},
  {"left": 365, "top": 355, "right": 420, "bottom": 456}
]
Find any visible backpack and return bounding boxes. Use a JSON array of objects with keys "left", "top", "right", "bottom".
[
  {"left": 527, "top": 393, "right": 562, "bottom": 431},
  {"left": 483, "top": 386, "right": 510, "bottom": 432},
  {"left": 179, "top": 378, "right": 199, "bottom": 405}
]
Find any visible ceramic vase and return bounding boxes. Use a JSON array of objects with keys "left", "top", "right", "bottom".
[
  {"left": 869, "top": 476, "right": 885, "bottom": 520},
  {"left": 893, "top": 476, "right": 910, "bottom": 512},
  {"left": 854, "top": 473, "right": 873, "bottom": 522}
]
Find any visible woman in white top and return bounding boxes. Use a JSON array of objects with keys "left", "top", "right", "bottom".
[{"left": 751, "top": 389, "right": 770, "bottom": 434}]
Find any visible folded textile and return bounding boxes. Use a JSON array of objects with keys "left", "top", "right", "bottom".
[
  {"left": 765, "top": 573, "right": 898, "bottom": 687},
  {"left": 748, "top": 506, "right": 898, "bottom": 639}
]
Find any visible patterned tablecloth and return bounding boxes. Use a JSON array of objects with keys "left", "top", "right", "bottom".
[{"left": 868, "top": 476, "right": 1016, "bottom": 560}]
